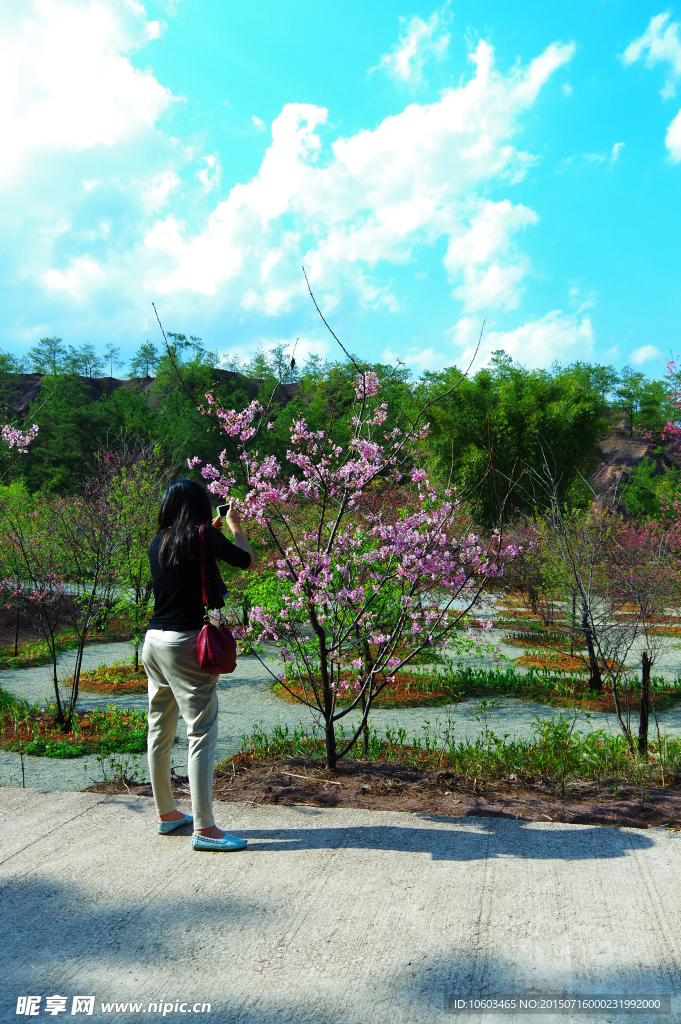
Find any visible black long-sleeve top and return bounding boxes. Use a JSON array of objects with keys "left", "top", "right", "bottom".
[{"left": 147, "top": 525, "right": 251, "bottom": 631}]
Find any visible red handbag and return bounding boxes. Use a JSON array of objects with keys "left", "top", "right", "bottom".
[{"left": 197, "top": 525, "right": 237, "bottom": 674}]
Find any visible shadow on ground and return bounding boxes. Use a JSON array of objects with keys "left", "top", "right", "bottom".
[{"left": 235, "top": 818, "right": 654, "bottom": 860}]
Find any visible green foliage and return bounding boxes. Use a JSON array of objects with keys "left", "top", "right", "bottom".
[
  {"left": 150, "top": 352, "right": 243, "bottom": 476},
  {"left": 235, "top": 715, "right": 681, "bottom": 785},
  {"left": 66, "top": 343, "right": 103, "bottom": 378},
  {"left": 615, "top": 365, "right": 646, "bottom": 436},
  {"left": 17, "top": 375, "right": 152, "bottom": 491},
  {"left": 3, "top": 335, "right": 677, "bottom": 531},
  {"left": 129, "top": 342, "right": 160, "bottom": 379},
  {"left": 567, "top": 362, "right": 619, "bottom": 400},
  {"left": 414, "top": 354, "right": 607, "bottom": 525},
  {"left": 623, "top": 457, "right": 661, "bottom": 517},
  {"left": 638, "top": 379, "right": 671, "bottom": 435},
  {"left": 109, "top": 448, "right": 167, "bottom": 662},
  {"left": 0, "top": 480, "right": 32, "bottom": 514},
  {"left": 90, "top": 751, "right": 149, "bottom": 785},
  {"left": 28, "top": 337, "right": 68, "bottom": 375},
  {"left": 0, "top": 691, "right": 148, "bottom": 758}
]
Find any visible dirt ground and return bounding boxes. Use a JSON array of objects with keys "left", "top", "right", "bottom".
[
  {"left": 87, "top": 755, "right": 681, "bottom": 831},
  {"left": 0, "top": 624, "right": 41, "bottom": 647}
]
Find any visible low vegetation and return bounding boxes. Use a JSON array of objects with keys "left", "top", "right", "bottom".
[
  {"left": 0, "top": 687, "right": 147, "bottom": 758},
  {"left": 74, "top": 659, "right": 148, "bottom": 695},
  {"left": 234, "top": 715, "right": 681, "bottom": 794},
  {"left": 272, "top": 662, "right": 681, "bottom": 713}
]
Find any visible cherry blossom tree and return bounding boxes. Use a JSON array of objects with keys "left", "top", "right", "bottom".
[{"left": 188, "top": 365, "right": 516, "bottom": 768}]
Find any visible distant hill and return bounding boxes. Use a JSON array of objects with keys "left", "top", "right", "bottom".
[{"left": 3, "top": 371, "right": 301, "bottom": 420}]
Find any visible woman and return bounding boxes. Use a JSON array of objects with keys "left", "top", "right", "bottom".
[{"left": 143, "top": 478, "right": 254, "bottom": 851}]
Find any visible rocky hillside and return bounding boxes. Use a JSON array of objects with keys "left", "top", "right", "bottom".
[{"left": 591, "top": 426, "right": 681, "bottom": 499}]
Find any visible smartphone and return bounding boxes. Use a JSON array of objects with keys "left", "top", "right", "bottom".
[{"left": 217, "top": 503, "right": 230, "bottom": 518}]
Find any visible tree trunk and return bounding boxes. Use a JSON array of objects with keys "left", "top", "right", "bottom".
[
  {"left": 638, "top": 651, "right": 650, "bottom": 759},
  {"left": 357, "top": 627, "right": 372, "bottom": 760},
  {"left": 324, "top": 717, "right": 337, "bottom": 770},
  {"left": 43, "top": 618, "right": 65, "bottom": 726},
  {"left": 134, "top": 645, "right": 139, "bottom": 672},
  {"left": 361, "top": 689, "right": 369, "bottom": 758},
  {"left": 582, "top": 608, "right": 602, "bottom": 693},
  {"left": 570, "top": 593, "right": 576, "bottom": 658},
  {"left": 14, "top": 606, "right": 20, "bottom": 657},
  {"left": 309, "top": 605, "right": 336, "bottom": 769}
]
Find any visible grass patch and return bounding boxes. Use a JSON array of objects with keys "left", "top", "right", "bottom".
[
  {"left": 232, "top": 715, "right": 681, "bottom": 790},
  {"left": 0, "top": 687, "right": 147, "bottom": 758},
  {"left": 271, "top": 663, "right": 681, "bottom": 713},
  {"left": 74, "top": 660, "right": 147, "bottom": 695},
  {"left": 502, "top": 630, "right": 586, "bottom": 650},
  {"left": 456, "top": 664, "right": 681, "bottom": 712},
  {"left": 513, "top": 650, "right": 625, "bottom": 674}
]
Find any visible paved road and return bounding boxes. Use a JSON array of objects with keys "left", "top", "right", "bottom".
[{"left": 1, "top": 789, "right": 679, "bottom": 1023}]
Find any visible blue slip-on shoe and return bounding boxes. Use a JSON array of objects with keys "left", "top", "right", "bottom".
[
  {"left": 157, "top": 813, "right": 193, "bottom": 835},
  {"left": 191, "top": 831, "right": 247, "bottom": 852}
]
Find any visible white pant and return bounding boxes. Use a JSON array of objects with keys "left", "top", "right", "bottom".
[{"left": 143, "top": 629, "right": 219, "bottom": 830}]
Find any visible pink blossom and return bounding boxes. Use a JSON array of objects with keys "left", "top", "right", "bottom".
[
  {"left": 2, "top": 423, "right": 38, "bottom": 454},
  {"left": 353, "top": 371, "right": 379, "bottom": 400}
]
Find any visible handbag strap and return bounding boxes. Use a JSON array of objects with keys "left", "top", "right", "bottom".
[{"left": 199, "top": 524, "right": 208, "bottom": 606}]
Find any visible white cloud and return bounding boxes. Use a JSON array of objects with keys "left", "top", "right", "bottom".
[
  {"left": 622, "top": 12, "right": 681, "bottom": 98},
  {"left": 567, "top": 281, "right": 596, "bottom": 314},
  {"left": 456, "top": 310, "right": 595, "bottom": 370},
  {"left": 562, "top": 82, "right": 573, "bottom": 96},
  {"left": 382, "top": 344, "right": 449, "bottom": 373},
  {"left": 141, "top": 169, "right": 180, "bottom": 212},
  {"left": 666, "top": 107, "right": 681, "bottom": 161},
  {"left": 622, "top": 13, "right": 681, "bottom": 160},
  {"left": 375, "top": 8, "right": 450, "bottom": 86},
  {"left": 630, "top": 344, "right": 662, "bottom": 365},
  {"left": 143, "top": 37, "right": 574, "bottom": 320},
  {"left": 386, "top": 307, "right": 595, "bottom": 374},
  {"left": 444, "top": 200, "right": 537, "bottom": 311},
  {"left": 42, "top": 254, "right": 107, "bottom": 298},
  {"left": 0, "top": 0, "right": 173, "bottom": 183},
  {"left": 252, "top": 115, "right": 266, "bottom": 132},
  {"left": 1, "top": 19, "right": 576, "bottom": 361},
  {"left": 561, "top": 143, "right": 625, "bottom": 171},
  {"left": 197, "top": 153, "right": 221, "bottom": 191}
]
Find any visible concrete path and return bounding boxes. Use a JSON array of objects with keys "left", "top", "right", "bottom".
[{"left": 1, "top": 789, "right": 679, "bottom": 1023}]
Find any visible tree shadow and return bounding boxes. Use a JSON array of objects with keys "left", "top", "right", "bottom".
[{"left": 236, "top": 817, "right": 655, "bottom": 861}]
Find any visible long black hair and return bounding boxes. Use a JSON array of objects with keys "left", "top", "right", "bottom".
[{"left": 156, "top": 478, "right": 213, "bottom": 566}]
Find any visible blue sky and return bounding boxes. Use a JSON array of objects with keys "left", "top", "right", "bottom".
[{"left": 1, "top": 0, "right": 680, "bottom": 377}]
